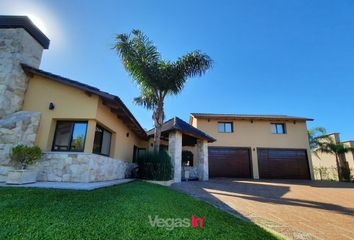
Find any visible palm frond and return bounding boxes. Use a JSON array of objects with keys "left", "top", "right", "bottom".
[
  {"left": 317, "top": 141, "right": 354, "bottom": 155},
  {"left": 176, "top": 50, "right": 213, "bottom": 78},
  {"left": 114, "top": 30, "right": 160, "bottom": 89},
  {"left": 133, "top": 95, "right": 156, "bottom": 110}
]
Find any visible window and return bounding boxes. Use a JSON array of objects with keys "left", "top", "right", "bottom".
[
  {"left": 52, "top": 121, "right": 88, "bottom": 151},
  {"left": 133, "top": 145, "right": 146, "bottom": 163},
  {"left": 93, "top": 125, "right": 112, "bottom": 156},
  {"left": 271, "top": 123, "right": 286, "bottom": 134},
  {"left": 218, "top": 122, "right": 233, "bottom": 133}
]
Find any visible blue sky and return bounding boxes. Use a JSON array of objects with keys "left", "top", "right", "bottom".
[{"left": 1, "top": 0, "right": 353, "bottom": 140}]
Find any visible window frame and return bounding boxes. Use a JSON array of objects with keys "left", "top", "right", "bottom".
[
  {"left": 133, "top": 145, "right": 146, "bottom": 163},
  {"left": 271, "top": 123, "right": 286, "bottom": 134},
  {"left": 52, "top": 121, "right": 88, "bottom": 152},
  {"left": 93, "top": 124, "right": 112, "bottom": 157},
  {"left": 217, "top": 122, "right": 234, "bottom": 133}
]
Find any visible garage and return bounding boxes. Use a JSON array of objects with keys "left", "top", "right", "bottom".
[
  {"left": 257, "top": 148, "right": 310, "bottom": 179},
  {"left": 208, "top": 147, "right": 252, "bottom": 178}
]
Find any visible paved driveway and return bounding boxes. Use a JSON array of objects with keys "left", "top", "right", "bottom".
[{"left": 172, "top": 179, "right": 354, "bottom": 240}]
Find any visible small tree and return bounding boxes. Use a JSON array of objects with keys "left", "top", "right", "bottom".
[
  {"left": 307, "top": 127, "right": 330, "bottom": 157},
  {"left": 10, "top": 145, "right": 42, "bottom": 170},
  {"left": 317, "top": 141, "right": 354, "bottom": 181}
]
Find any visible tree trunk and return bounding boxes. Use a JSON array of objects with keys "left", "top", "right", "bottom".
[
  {"left": 335, "top": 154, "right": 342, "bottom": 181},
  {"left": 153, "top": 100, "right": 164, "bottom": 152}
]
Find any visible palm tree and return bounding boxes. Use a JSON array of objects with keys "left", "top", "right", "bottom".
[
  {"left": 307, "top": 127, "right": 329, "bottom": 157},
  {"left": 317, "top": 141, "right": 354, "bottom": 181},
  {"left": 114, "top": 30, "right": 212, "bottom": 152}
]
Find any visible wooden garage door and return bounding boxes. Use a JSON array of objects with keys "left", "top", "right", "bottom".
[
  {"left": 257, "top": 148, "right": 310, "bottom": 179},
  {"left": 208, "top": 147, "right": 252, "bottom": 178}
]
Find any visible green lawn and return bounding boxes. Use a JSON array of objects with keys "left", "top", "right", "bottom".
[{"left": 0, "top": 181, "right": 279, "bottom": 240}]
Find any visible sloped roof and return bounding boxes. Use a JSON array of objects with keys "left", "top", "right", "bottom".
[
  {"left": 147, "top": 117, "right": 216, "bottom": 142},
  {"left": 190, "top": 113, "right": 313, "bottom": 121},
  {"left": 21, "top": 64, "right": 147, "bottom": 139}
]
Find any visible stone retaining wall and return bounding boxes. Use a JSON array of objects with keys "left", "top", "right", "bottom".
[{"left": 33, "top": 152, "right": 137, "bottom": 182}]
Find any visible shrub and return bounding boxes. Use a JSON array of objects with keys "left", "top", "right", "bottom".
[
  {"left": 182, "top": 150, "right": 193, "bottom": 166},
  {"left": 10, "top": 145, "right": 42, "bottom": 170},
  {"left": 339, "top": 162, "right": 351, "bottom": 182},
  {"left": 137, "top": 150, "right": 172, "bottom": 181}
]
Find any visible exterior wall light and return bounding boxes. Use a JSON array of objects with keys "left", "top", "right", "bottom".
[{"left": 49, "top": 102, "right": 55, "bottom": 110}]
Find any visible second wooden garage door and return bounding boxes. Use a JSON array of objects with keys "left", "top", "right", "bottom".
[
  {"left": 208, "top": 147, "right": 252, "bottom": 178},
  {"left": 257, "top": 148, "right": 310, "bottom": 179}
]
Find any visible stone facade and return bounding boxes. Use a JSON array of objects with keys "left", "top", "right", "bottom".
[
  {"left": 182, "top": 166, "right": 198, "bottom": 179},
  {"left": 0, "top": 28, "right": 44, "bottom": 117},
  {"left": 168, "top": 131, "right": 182, "bottom": 182},
  {"left": 0, "top": 111, "right": 41, "bottom": 181},
  {"left": 33, "top": 152, "right": 137, "bottom": 182},
  {"left": 168, "top": 132, "right": 209, "bottom": 182},
  {"left": 197, "top": 139, "right": 209, "bottom": 181}
]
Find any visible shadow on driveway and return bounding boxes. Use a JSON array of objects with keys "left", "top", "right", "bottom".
[{"left": 172, "top": 178, "right": 354, "bottom": 240}]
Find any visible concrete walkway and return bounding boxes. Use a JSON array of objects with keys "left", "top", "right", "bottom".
[
  {"left": 172, "top": 179, "right": 354, "bottom": 240},
  {"left": 0, "top": 178, "right": 134, "bottom": 190}
]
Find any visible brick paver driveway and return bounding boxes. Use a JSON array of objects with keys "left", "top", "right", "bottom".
[{"left": 172, "top": 179, "right": 354, "bottom": 240}]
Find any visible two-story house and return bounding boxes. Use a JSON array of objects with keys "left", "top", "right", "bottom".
[{"left": 190, "top": 113, "right": 314, "bottom": 180}]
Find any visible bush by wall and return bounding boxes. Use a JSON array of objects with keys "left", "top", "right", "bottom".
[
  {"left": 137, "top": 150, "right": 172, "bottom": 181},
  {"left": 10, "top": 145, "right": 42, "bottom": 169}
]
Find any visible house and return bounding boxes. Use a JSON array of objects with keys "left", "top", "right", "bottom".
[
  {"left": 190, "top": 113, "right": 314, "bottom": 180},
  {"left": 0, "top": 15, "right": 315, "bottom": 183},
  {"left": 0, "top": 16, "right": 210, "bottom": 183},
  {"left": 311, "top": 133, "right": 354, "bottom": 180}
]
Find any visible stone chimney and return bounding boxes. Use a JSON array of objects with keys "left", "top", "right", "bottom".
[{"left": 0, "top": 16, "right": 50, "bottom": 118}]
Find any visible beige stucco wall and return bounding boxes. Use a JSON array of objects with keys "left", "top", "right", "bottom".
[
  {"left": 191, "top": 117, "right": 313, "bottom": 179},
  {"left": 22, "top": 75, "right": 99, "bottom": 151},
  {"left": 312, "top": 152, "right": 340, "bottom": 180},
  {"left": 22, "top": 75, "right": 147, "bottom": 162},
  {"left": 311, "top": 135, "right": 354, "bottom": 180},
  {"left": 95, "top": 99, "right": 147, "bottom": 161},
  {"left": 344, "top": 141, "right": 354, "bottom": 172}
]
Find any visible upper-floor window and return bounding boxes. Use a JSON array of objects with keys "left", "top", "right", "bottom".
[
  {"left": 52, "top": 121, "right": 88, "bottom": 152},
  {"left": 271, "top": 123, "right": 286, "bottom": 134},
  {"left": 93, "top": 125, "right": 112, "bottom": 156},
  {"left": 218, "top": 122, "right": 233, "bottom": 133}
]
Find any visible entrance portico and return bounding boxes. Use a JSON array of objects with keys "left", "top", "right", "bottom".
[{"left": 147, "top": 117, "right": 215, "bottom": 182}]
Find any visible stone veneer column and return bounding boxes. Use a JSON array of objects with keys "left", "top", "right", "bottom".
[
  {"left": 84, "top": 120, "right": 96, "bottom": 153},
  {"left": 0, "top": 28, "right": 44, "bottom": 118},
  {"left": 168, "top": 131, "right": 182, "bottom": 182},
  {"left": 0, "top": 16, "right": 49, "bottom": 181},
  {"left": 197, "top": 139, "right": 209, "bottom": 181}
]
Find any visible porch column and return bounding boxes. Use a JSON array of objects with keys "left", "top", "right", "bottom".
[
  {"left": 168, "top": 131, "right": 182, "bottom": 183},
  {"left": 197, "top": 139, "right": 209, "bottom": 181},
  {"left": 84, "top": 120, "right": 96, "bottom": 153}
]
